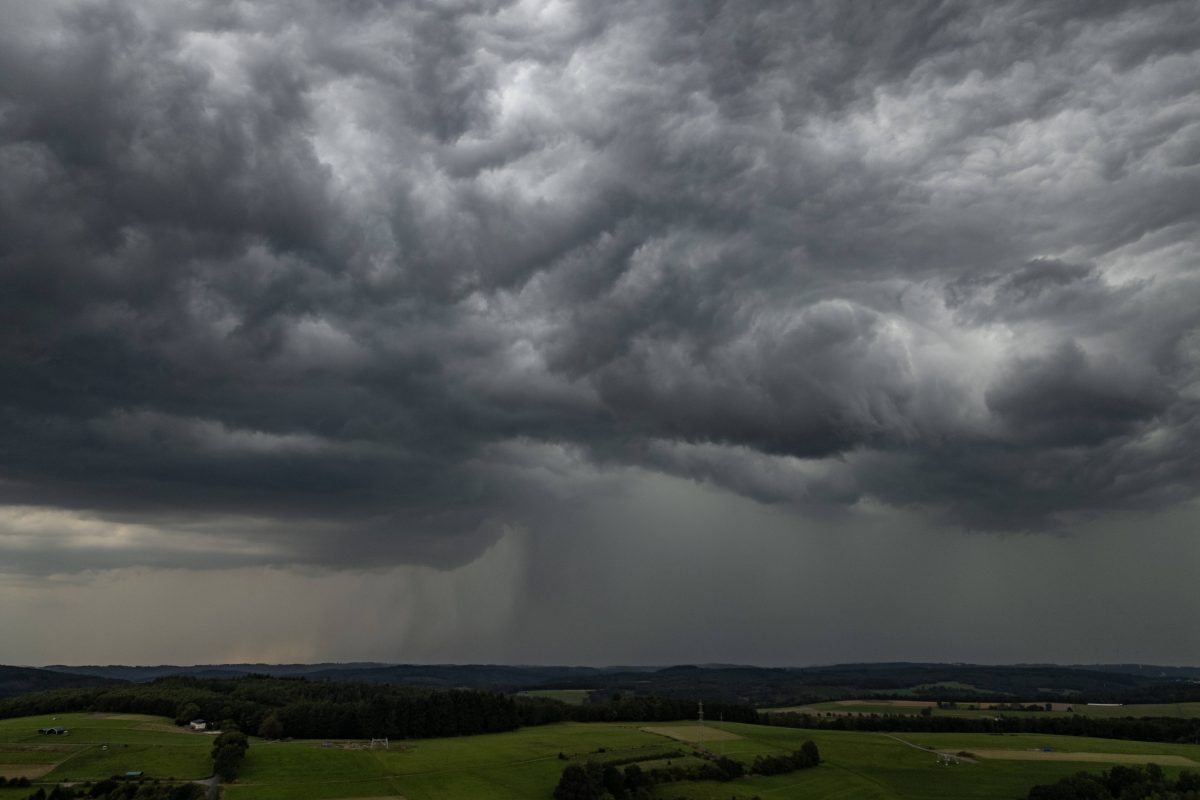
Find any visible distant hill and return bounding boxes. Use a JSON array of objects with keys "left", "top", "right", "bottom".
[
  {"left": 1067, "top": 663, "right": 1200, "bottom": 680},
  {"left": 303, "top": 663, "right": 651, "bottom": 689},
  {"left": 28, "top": 661, "right": 1200, "bottom": 708},
  {"left": 0, "top": 664, "right": 125, "bottom": 698},
  {"left": 43, "top": 662, "right": 396, "bottom": 682},
  {"left": 44, "top": 662, "right": 654, "bottom": 689},
  {"left": 537, "top": 662, "right": 1200, "bottom": 706}
]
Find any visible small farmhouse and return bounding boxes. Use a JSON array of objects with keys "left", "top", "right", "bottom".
[{"left": 189, "top": 719, "right": 207, "bottom": 731}]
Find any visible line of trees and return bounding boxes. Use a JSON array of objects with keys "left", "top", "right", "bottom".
[
  {"left": 750, "top": 741, "right": 820, "bottom": 775},
  {"left": 519, "top": 694, "right": 759, "bottom": 727},
  {"left": 0, "top": 677, "right": 524, "bottom": 741},
  {"left": 12, "top": 780, "right": 204, "bottom": 800},
  {"left": 553, "top": 741, "right": 820, "bottom": 799},
  {"left": 553, "top": 763, "right": 654, "bottom": 800},
  {"left": 0, "top": 678, "right": 758, "bottom": 742},
  {"left": 1026, "top": 764, "right": 1200, "bottom": 799},
  {"left": 765, "top": 710, "right": 1200, "bottom": 744}
]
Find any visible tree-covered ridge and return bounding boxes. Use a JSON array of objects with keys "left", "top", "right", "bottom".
[
  {"left": 565, "top": 663, "right": 1191, "bottom": 707},
  {"left": 34, "top": 662, "right": 1200, "bottom": 707},
  {"left": 1026, "top": 764, "right": 1200, "bottom": 799},
  {"left": 0, "top": 665, "right": 122, "bottom": 699}
]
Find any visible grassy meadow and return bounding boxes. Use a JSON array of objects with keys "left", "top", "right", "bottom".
[
  {"left": 0, "top": 712, "right": 213, "bottom": 784},
  {"left": 4, "top": 712, "right": 1200, "bottom": 799}
]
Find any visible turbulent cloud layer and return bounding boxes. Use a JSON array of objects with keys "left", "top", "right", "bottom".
[{"left": 1, "top": 0, "right": 1198, "bottom": 575}]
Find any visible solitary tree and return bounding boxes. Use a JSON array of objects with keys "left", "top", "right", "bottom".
[
  {"left": 258, "top": 712, "right": 283, "bottom": 740},
  {"left": 212, "top": 730, "right": 250, "bottom": 781}
]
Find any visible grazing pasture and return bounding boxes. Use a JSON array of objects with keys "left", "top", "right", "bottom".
[{"left": 0, "top": 712, "right": 212, "bottom": 783}]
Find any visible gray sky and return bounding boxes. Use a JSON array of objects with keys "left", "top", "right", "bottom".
[{"left": 1, "top": 0, "right": 1198, "bottom": 666}]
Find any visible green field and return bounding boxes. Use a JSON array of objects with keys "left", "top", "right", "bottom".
[
  {"left": 4, "top": 713, "right": 1200, "bottom": 799},
  {"left": 0, "top": 712, "right": 213, "bottom": 783}
]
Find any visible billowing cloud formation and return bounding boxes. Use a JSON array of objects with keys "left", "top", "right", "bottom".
[{"left": 1, "top": 0, "right": 1198, "bottom": 574}]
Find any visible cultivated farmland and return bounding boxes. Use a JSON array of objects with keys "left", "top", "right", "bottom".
[{"left": 4, "top": 713, "right": 1200, "bottom": 799}]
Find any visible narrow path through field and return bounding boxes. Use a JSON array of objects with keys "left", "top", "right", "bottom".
[
  {"left": 880, "top": 733, "right": 929, "bottom": 752},
  {"left": 41, "top": 742, "right": 95, "bottom": 774},
  {"left": 879, "top": 733, "right": 971, "bottom": 763}
]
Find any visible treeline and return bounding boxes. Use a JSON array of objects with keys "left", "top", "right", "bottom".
[
  {"left": 12, "top": 780, "right": 204, "bottom": 800},
  {"left": 0, "top": 677, "right": 522, "bottom": 740},
  {"left": 750, "top": 741, "right": 820, "bottom": 775},
  {"left": 0, "top": 677, "right": 758, "bottom": 742},
  {"left": 553, "top": 741, "right": 820, "bottom": 799},
  {"left": 519, "top": 694, "right": 759, "bottom": 727},
  {"left": 1026, "top": 764, "right": 1200, "bottom": 799},
  {"left": 1118, "top": 684, "right": 1200, "bottom": 705},
  {"left": 767, "top": 711, "right": 1200, "bottom": 744}
]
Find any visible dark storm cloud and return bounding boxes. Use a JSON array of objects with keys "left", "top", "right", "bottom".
[
  {"left": 986, "top": 340, "right": 1170, "bottom": 446},
  {"left": 1, "top": 0, "right": 1198, "bottom": 571}
]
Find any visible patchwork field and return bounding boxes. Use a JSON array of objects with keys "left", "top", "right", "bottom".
[{"left": 2, "top": 713, "right": 1200, "bottom": 799}]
